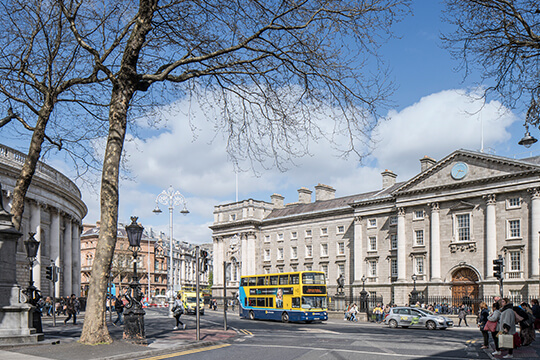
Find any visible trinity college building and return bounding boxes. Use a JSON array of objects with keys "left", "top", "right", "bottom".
[{"left": 211, "top": 149, "right": 540, "bottom": 305}]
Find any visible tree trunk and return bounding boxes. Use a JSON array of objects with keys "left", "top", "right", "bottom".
[
  {"left": 79, "top": 83, "right": 135, "bottom": 344},
  {"left": 11, "top": 104, "right": 54, "bottom": 231}
]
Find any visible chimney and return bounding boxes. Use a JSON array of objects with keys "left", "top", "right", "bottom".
[
  {"left": 271, "top": 193, "right": 284, "bottom": 208},
  {"left": 381, "top": 170, "right": 397, "bottom": 189},
  {"left": 314, "top": 184, "right": 336, "bottom": 201},
  {"left": 420, "top": 156, "right": 436, "bottom": 172},
  {"left": 298, "top": 187, "right": 312, "bottom": 204}
]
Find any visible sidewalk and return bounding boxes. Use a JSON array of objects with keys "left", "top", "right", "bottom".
[
  {"left": 0, "top": 309, "right": 238, "bottom": 360},
  {"left": 483, "top": 334, "right": 540, "bottom": 360}
]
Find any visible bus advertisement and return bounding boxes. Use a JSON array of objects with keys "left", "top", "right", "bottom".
[{"left": 239, "top": 271, "right": 328, "bottom": 323}]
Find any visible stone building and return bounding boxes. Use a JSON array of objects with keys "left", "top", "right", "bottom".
[
  {"left": 0, "top": 144, "right": 86, "bottom": 298},
  {"left": 210, "top": 149, "right": 540, "bottom": 305}
]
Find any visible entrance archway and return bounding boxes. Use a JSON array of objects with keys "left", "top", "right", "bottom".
[{"left": 451, "top": 267, "right": 480, "bottom": 313}]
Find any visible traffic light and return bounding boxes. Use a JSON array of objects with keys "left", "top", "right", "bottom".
[
  {"left": 45, "top": 266, "right": 53, "bottom": 280},
  {"left": 493, "top": 257, "right": 504, "bottom": 279},
  {"left": 200, "top": 249, "right": 208, "bottom": 272}
]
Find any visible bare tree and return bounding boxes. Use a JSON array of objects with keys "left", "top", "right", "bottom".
[
  {"left": 57, "top": 0, "right": 411, "bottom": 344},
  {"left": 442, "top": 0, "right": 540, "bottom": 110},
  {"left": 0, "top": 0, "right": 108, "bottom": 230}
]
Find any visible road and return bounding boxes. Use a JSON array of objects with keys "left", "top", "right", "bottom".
[{"left": 138, "top": 308, "right": 490, "bottom": 360}]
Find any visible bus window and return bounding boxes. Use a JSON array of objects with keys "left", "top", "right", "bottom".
[
  {"left": 279, "top": 275, "right": 288, "bottom": 285},
  {"left": 248, "top": 277, "right": 257, "bottom": 286},
  {"left": 267, "top": 297, "right": 274, "bottom": 308},
  {"left": 292, "top": 297, "right": 300, "bottom": 308},
  {"left": 290, "top": 274, "right": 299, "bottom": 284},
  {"left": 257, "top": 276, "right": 265, "bottom": 285},
  {"left": 302, "top": 296, "right": 327, "bottom": 309},
  {"left": 269, "top": 275, "right": 278, "bottom": 285},
  {"left": 248, "top": 298, "right": 256, "bottom": 307},
  {"left": 240, "top": 277, "right": 248, "bottom": 287},
  {"left": 256, "top": 298, "right": 265, "bottom": 307},
  {"left": 302, "top": 272, "right": 326, "bottom": 285}
]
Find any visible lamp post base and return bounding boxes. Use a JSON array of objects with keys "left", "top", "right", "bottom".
[{"left": 123, "top": 308, "right": 146, "bottom": 345}]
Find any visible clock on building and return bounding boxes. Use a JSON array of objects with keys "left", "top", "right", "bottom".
[{"left": 451, "top": 162, "right": 469, "bottom": 180}]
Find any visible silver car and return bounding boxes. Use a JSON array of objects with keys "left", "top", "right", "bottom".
[{"left": 384, "top": 307, "right": 453, "bottom": 330}]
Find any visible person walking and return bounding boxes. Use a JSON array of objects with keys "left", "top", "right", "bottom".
[
  {"left": 532, "top": 299, "right": 540, "bottom": 330},
  {"left": 516, "top": 302, "right": 535, "bottom": 346},
  {"left": 488, "top": 301, "right": 502, "bottom": 355},
  {"left": 499, "top": 297, "right": 516, "bottom": 358},
  {"left": 64, "top": 294, "right": 77, "bottom": 325},
  {"left": 373, "top": 303, "right": 383, "bottom": 323},
  {"left": 458, "top": 304, "right": 469, "bottom": 327},
  {"left": 172, "top": 294, "right": 186, "bottom": 330},
  {"left": 477, "top": 302, "right": 490, "bottom": 349},
  {"left": 113, "top": 296, "right": 124, "bottom": 326}
]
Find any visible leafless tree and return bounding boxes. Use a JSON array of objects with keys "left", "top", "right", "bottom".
[
  {"left": 56, "top": 0, "right": 411, "bottom": 344},
  {"left": 442, "top": 0, "right": 540, "bottom": 111}
]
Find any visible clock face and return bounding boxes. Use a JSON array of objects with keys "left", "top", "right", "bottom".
[{"left": 451, "top": 162, "right": 468, "bottom": 180}]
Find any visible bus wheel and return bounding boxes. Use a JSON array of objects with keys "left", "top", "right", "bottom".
[
  {"left": 281, "top": 312, "right": 289, "bottom": 323},
  {"left": 249, "top": 311, "right": 255, "bottom": 320}
]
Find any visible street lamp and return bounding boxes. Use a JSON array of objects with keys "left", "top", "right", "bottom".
[
  {"left": 518, "top": 97, "right": 539, "bottom": 148},
  {"left": 123, "top": 216, "right": 146, "bottom": 344},
  {"left": 24, "top": 232, "right": 42, "bottom": 333},
  {"left": 153, "top": 185, "right": 189, "bottom": 314},
  {"left": 410, "top": 274, "right": 419, "bottom": 305},
  {"left": 360, "top": 275, "right": 368, "bottom": 316}
]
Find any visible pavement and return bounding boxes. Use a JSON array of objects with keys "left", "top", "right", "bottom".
[{"left": 0, "top": 308, "right": 238, "bottom": 360}]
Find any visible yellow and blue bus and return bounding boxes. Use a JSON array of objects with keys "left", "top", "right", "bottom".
[{"left": 239, "top": 271, "right": 328, "bottom": 323}]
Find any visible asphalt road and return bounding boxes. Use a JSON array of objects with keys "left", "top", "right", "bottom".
[{"left": 137, "top": 309, "right": 490, "bottom": 360}]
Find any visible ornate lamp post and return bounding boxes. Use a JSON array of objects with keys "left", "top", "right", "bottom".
[
  {"left": 360, "top": 275, "right": 369, "bottom": 318},
  {"left": 24, "top": 232, "right": 42, "bottom": 334},
  {"left": 153, "top": 186, "right": 189, "bottom": 315},
  {"left": 518, "top": 97, "right": 540, "bottom": 148},
  {"left": 410, "top": 274, "right": 419, "bottom": 305},
  {"left": 123, "top": 217, "right": 146, "bottom": 344}
]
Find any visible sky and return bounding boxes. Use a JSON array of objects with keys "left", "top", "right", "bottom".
[{"left": 5, "top": 1, "right": 539, "bottom": 245}]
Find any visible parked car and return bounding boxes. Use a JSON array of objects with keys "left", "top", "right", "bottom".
[{"left": 384, "top": 307, "right": 453, "bottom": 330}]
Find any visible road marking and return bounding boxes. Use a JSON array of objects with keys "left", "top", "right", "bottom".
[
  {"left": 138, "top": 344, "right": 230, "bottom": 360},
  {"left": 239, "top": 329, "right": 253, "bottom": 335}
]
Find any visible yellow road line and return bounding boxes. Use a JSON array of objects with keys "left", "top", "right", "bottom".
[
  {"left": 138, "top": 344, "right": 230, "bottom": 360},
  {"left": 240, "top": 329, "right": 252, "bottom": 335}
]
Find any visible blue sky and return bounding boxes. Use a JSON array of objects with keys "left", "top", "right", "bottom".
[{"left": 5, "top": 1, "right": 539, "bottom": 244}]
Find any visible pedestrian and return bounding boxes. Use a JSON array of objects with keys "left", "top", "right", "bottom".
[
  {"left": 457, "top": 304, "right": 469, "bottom": 327},
  {"left": 488, "top": 301, "right": 501, "bottom": 355},
  {"left": 113, "top": 296, "right": 124, "bottom": 326},
  {"left": 64, "top": 294, "right": 77, "bottom": 325},
  {"left": 498, "top": 297, "right": 516, "bottom": 358},
  {"left": 348, "top": 303, "right": 358, "bottom": 322},
  {"left": 373, "top": 303, "right": 383, "bottom": 323},
  {"left": 477, "top": 302, "right": 489, "bottom": 349},
  {"left": 172, "top": 293, "right": 186, "bottom": 330},
  {"left": 532, "top": 299, "right": 540, "bottom": 330},
  {"left": 44, "top": 296, "right": 53, "bottom": 317},
  {"left": 516, "top": 302, "right": 535, "bottom": 346}
]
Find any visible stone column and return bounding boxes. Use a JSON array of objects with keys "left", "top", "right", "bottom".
[
  {"left": 50, "top": 210, "right": 61, "bottom": 298},
  {"left": 397, "top": 208, "right": 407, "bottom": 282},
  {"left": 30, "top": 202, "right": 41, "bottom": 290},
  {"left": 71, "top": 222, "right": 81, "bottom": 297},
  {"left": 530, "top": 189, "right": 540, "bottom": 278},
  {"left": 212, "top": 237, "right": 221, "bottom": 287},
  {"left": 247, "top": 232, "right": 256, "bottom": 275},
  {"left": 430, "top": 203, "right": 441, "bottom": 281},
  {"left": 485, "top": 194, "right": 497, "bottom": 278},
  {"left": 353, "top": 216, "right": 364, "bottom": 282},
  {"left": 62, "top": 217, "right": 72, "bottom": 296},
  {"left": 241, "top": 234, "right": 248, "bottom": 276}
]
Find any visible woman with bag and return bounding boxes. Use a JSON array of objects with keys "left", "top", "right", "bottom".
[
  {"left": 487, "top": 301, "right": 501, "bottom": 354},
  {"left": 498, "top": 298, "right": 516, "bottom": 358},
  {"left": 172, "top": 293, "right": 186, "bottom": 330},
  {"left": 477, "top": 302, "right": 490, "bottom": 349}
]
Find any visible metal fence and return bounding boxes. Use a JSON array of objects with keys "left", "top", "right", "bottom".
[{"left": 409, "top": 295, "right": 539, "bottom": 315}]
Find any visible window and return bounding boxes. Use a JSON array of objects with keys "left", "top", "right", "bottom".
[
  {"left": 277, "top": 233, "right": 284, "bottom": 241},
  {"left": 264, "top": 235, "right": 270, "bottom": 243},
  {"left": 391, "top": 259, "right": 397, "bottom": 277},
  {"left": 414, "top": 230, "right": 424, "bottom": 246},
  {"left": 291, "top": 231, "right": 298, "bottom": 240},
  {"left": 321, "top": 243, "right": 328, "bottom": 257},
  {"left": 415, "top": 257, "right": 424, "bottom": 274},
  {"left": 264, "top": 267, "right": 270, "bottom": 274},
  {"left": 369, "top": 236, "right": 377, "bottom": 251},
  {"left": 368, "top": 219, "right": 377, "bottom": 228},
  {"left": 509, "top": 251, "right": 521, "bottom": 272},
  {"left": 291, "top": 246, "right": 298, "bottom": 259},
  {"left": 508, "top": 220, "right": 521, "bottom": 238},
  {"left": 413, "top": 210, "right": 424, "bottom": 220},
  {"left": 320, "top": 227, "right": 328, "bottom": 236},
  {"left": 305, "top": 245, "right": 313, "bottom": 258},
  {"left": 86, "top": 254, "right": 93, "bottom": 267},
  {"left": 337, "top": 225, "right": 345, "bottom": 234},
  {"left": 277, "top": 267, "right": 284, "bottom": 273},
  {"left": 277, "top": 248, "right": 284, "bottom": 260},
  {"left": 337, "top": 242, "right": 345, "bottom": 255},
  {"left": 230, "top": 213, "right": 236, "bottom": 221},
  {"left": 389, "top": 216, "right": 398, "bottom": 226},
  {"left": 390, "top": 234, "right": 397, "bottom": 250},
  {"left": 305, "top": 229, "right": 312, "bottom": 237},
  {"left": 321, "top": 264, "right": 328, "bottom": 278},
  {"left": 456, "top": 214, "right": 470, "bottom": 241},
  {"left": 338, "top": 264, "right": 345, "bottom": 277},
  {"left": 305, "top": 264, "right": 313, "bottom": 271},
  {"left": 264, "top": 249, "right": 271, "bottom": 261},
  {"left": 291, "top": 265, "right": 297, "bottom": 272},
  {"left": 507, "top": 197, "right": 521, "bottom": 209},
  {"left": 369, "top": 260, "right": 377, "bottom": 277}
]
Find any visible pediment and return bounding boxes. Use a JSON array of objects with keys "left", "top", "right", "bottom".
[
  {"left": 395, "top": 150, "right": 540, "bottom": 194},
  {"left": 449, "top": 201, "right": 476, "bottom": 212}
]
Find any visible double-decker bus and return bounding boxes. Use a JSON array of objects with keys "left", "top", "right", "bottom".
[{"left": 239, "top": 271, "right": 328, "bottom": 323}]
